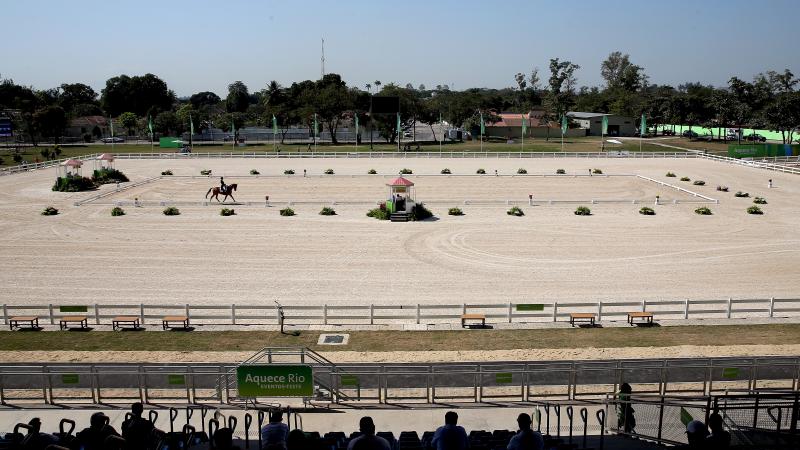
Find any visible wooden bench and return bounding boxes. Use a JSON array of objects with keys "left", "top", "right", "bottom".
[
  {"left": 112, "top": 316, "right": 141, "bottom": 331},
  {"left": 461, "top": 313, "right": 486, "bottom": 328},
  {"left": 9, "top": 316, "right": 39, "bottom": 330},
  {"left": 162, "top": 316, "right": 190, "bottom": 330},
  {"left": 59, "top": 316, "right": 88, "bottom": 330},
  {"left": 569, "top": 313, "right": 596, "bottom": 327},
  {"left": 627, "top": 311, "right": 654, "bottom": 326}
]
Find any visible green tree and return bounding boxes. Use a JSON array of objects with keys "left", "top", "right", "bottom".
[
  {"left": 189, "top": 91, "right": 222, "bottom": 109},
  {"left": 226, "top": 81, "right": 250, "bottom": 113},
  {"left": 154, "top": 111, "right": 180, "bottom": 135},
  {"left": 33, "top": 105, "right": 67, "bottom": 144},
  {"left": 59, "top": 83, "right": 99, "bottom": 116},
  {"left": 118, "top": 112, "right": 138, "bottom": 136},
  {"left": 101, "top": 73, "right": 175, "bottom": 116}
]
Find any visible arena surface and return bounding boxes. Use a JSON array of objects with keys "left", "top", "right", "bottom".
[{"left": 1, "top": 157, "right": 798, "bottom": 307}]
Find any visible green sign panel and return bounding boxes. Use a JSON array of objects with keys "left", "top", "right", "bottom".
[
  {"left": 340, "top": 375, "right": 359, "bottom": 386},
  {"left": 61, "top": 374, "right": 79, "bottom": 384},
  {"left": 168, "top": 374, "right": 186, "bottom": 385},
  {"left": 159, "top": 137, "right": 184, "bottom": 148},
  {"left": 495, "top": 373, "right": 513, "bottom": 384},
  {"left": 237, "top": 365, "right": 314, "bottom": 397},
  {"left": 516, "top": 304, "right": 544, "bottom": 312},
  {"left": 722, "top": 368, "right": 740, "bottom": 379},
  {"left": 59, "top": 305, "right": 88, "bottom": 313},
  {"left": 728, "top": 144, "right": 800, "bottom": 159}
]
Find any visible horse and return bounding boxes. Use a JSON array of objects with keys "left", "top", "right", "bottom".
[{"left": 206, "top": 183, "right": 238, "bottom": 202}]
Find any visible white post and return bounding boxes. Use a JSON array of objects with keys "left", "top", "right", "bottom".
[
  {"left": 769, "top": 297, "right": 775, "bottom": 318},
  {"left": 642, "top": 299, "right": 647, "bottom": 312},
  {"left": 49, "top": 304, "right": 54, "bottom": 325},
  {"left": 2, "top": 304, "right": 7, "bottom": 324},
  {"left": 323, "top": 304, "right": 328, "bottom": 325},
  {"left": 684, "top": 299, "right": 690, "bottom": 319},
  {"left": 726, "top": 297, "right": 732, "bottom": 319},
  {"left": 231, "top": 304, "right": 236, "bottom": 325},
  {"left": 416, "top": 304, "right": 421, "bottom": 324},
  {"left": 185, "top": 304, "right": 190, "bottom": 321},
  {"left": 370, "top": 304, "right": 374, "bottom": 325},
  {"left": 140, "top": 303, "right": 145, "bottom": 324},
  {"left": 597, "top": 301, "right": 603, "bottom": 322},
  {"left": 94, "top": 304, "right": 100, "bottom": 325},
  {"left": 552, "top": 302, "right": 558, "bottom": 322}
]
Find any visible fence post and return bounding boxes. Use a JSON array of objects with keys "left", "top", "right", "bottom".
[
  {"left": 231, "top": 304, "right": 236, "bottom": 325},
  {"left": 769, "top": 297, "right": 775, "bottom": 318},
  {"left": 727, "top": 297, "right": 732, "bottom": 319},
  {"left": 642, "top": 299, "right": 647, "bottom": 312},
  {"left": 49, "top": 304, "right": 54, "bottom": 325},
  {"left": 94, "top": 304, "right": 100, "bottom": 325},
  {"left": 2, "top": 304, "right": 7, "bottom": 324},
  {"left": 508, "top": 303, "right": 513, "bottom": 323},
  {"left": 185, "top": 304, "right": 190, "bottom": 321},
  {"left": 553, "top": 302, "right": 558, "bottom": 322},
  {"left": 140, "top": 303, "right": 145, "bottom": 325},
  {"left": 597, "top": 302, "right": 602, "bottom": 322},
  {"left": 370, "top": 304, "right": 374, "bottom": 325},
  {"left": 416, "top": 304, "right": 421, "bottom": 324},
  {"left": 684, "top": 299, "right": 690, "bottom": 319},
  {"left": 323, "top": 304, "right": 328, "bottom": 325}
]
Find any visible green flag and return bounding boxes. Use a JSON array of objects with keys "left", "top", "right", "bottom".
[
  {"left": 561, "top": 115, "right": 568, "bottom": 135},
  {"left": 313, "top": 113, "right": 318, "bottom": 137},
  {"left": 480, "top": 111, "right": 485, "bottom": 136},
  {"left": 396, "top": 112, "right": 401, "bottom": 139},
  {"left": 272, "top": 115, "right": 278, "bottom": 135},
  {"left": 189, "top": 115, "right": 194, "bottom": 135},
  {"left": 521, "top": 114, "right": 527, "bottom": 135},
  {"left": 354, "top": 115, "right": 359, "bottom": 138},
  {"left": 147, "top": 115, "right": 153, "bottom": 136},
  {"left": 640, "top": 113, "right": 647, "bottom": 136},
  {"left": 231, "top": 121, "right": 235, "bottom": 137},
  {"left": 601, "top": 115, "right": 608, "bottom": 135}
]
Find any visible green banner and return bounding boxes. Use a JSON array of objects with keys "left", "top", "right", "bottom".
[
  {"left": 159, "top": 137, "right": 184, "bottom": 148},
  {"left": 168, "top": 374, "right": 186, "bottom": 385},
  {"left": 495, "top": 373, "right": 513, "bottom": 384},
  {"left": 722, "top": 368, "right": 740, "bottom": 379},
  {"left": 59, "top": 305, "right": 87, "bottom": 313},
  {"left": 237, "top": 365, "right": 314, "bottom": 397},
  {"left": 728, "top": 144, "right": 800, "bottom": 158},
  {"left": 340, "top": 375, "right": 359, "bottom": 386},
  {"left": 61, "top": 374, "right": 79, "bottom": 384},
  {"left": 516, "top": 304, "right": 544, "bottom": 312}
]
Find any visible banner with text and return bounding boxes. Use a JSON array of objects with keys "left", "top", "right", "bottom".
[{"left": 236, "top": 365, "right": 314, "bottom": 397}]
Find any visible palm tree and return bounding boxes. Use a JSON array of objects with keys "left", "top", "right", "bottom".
[
  {"left": 374, "top": 80, "right": 382, "bottom": 93},
  {"left": 365, "top": 83, "right": 371, "bottom": 94}
]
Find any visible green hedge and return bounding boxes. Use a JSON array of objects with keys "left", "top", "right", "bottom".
[
  {"left": 161, "top": 170, "right": 173, "bottom": 176},
  {"left": 319, "top": 207, "right": 336, "bottom": 216},
  {"left": 280, "top": 207, "right": 295, "bottom": 216},
  {"left": 163, "top": 207, "right": 180, "bottom": 216},
  {"left": 507, "top": 206, "right": 524, "bottom": 216},
  {"left": 220, "top": 208, "right": 236, "bottom": 216},
  {"left": 411, "top": 203, "right": 434, "bottom": 221},
  {"left": 746, "top": 206, "right": 763, "bottom": 215},
  {"left": 448, "top": 207, "right": 464, "bottom": 216},
  {"left": 367, "top": 208, "right": 390, "bottom": 220},
  {"left": 639, "top": 206, "right": 655, "bottom": 215},
  {"left": 111, "top": 207, "right": 125, "bottom": 216},
  {"left": 574, "top": 206, "right": 592, "bottom": 216},
  {"left": 41, "top": 206, "right": 59, "bottom": 216},
  {"left": 52, "top": 175, "right": 96, "bottom": 192},
  {"left": 694, "top": 207, "right": 712, "bottom": 215},
  {"left": 92, "top": 168, "right": 129, "bottom": 184}
]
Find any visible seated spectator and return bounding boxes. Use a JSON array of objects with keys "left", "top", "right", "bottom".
[
  {"left": 706, "top": 413, "right": 731, "bottom": 449},
  {"left": 286, "top": 429, "right": 307, "bottom": 450},
  {"left": 261, "top": 411, "right": 289, "bottom": 450},
  {"left": 675, "top": 420, "right": 709, "bottom": 449},
  {"left": 214, "top": 427, "right": 240, "bottom": 450},
  {"left": 347, "top": 417, "right": 391, "bottom": 450},
  {"left": 121, "top": 402, "right": 154, "bottom": 449},
  {"left": 24, "top": 417, "right": 59, "bottom": 448},
  {"left": 76, "top": 412, "right": 119, "bottom": 450},
  {"left": 432, "top": 411, "right": 469, "bottom": 450},
  {"left": 507, "top": 413, "right": 543, "bottom": 450}
]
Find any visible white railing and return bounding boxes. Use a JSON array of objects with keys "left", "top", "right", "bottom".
[
  {"left": 2, "top": 297, "right": 798, "bottom": 327},
  {"left": 698, "top": 153, "right": 800, "bottom": 175}
]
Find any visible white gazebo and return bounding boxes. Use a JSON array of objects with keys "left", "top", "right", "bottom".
[
  {"left": 59, "top": 159, "right": 83, "bottom": 177},
  {"left": 386, "top": 176, "right": 416, "bottom": 213},
  {"left": 94, "top": 153, "right": 115, "bottom": 170}
]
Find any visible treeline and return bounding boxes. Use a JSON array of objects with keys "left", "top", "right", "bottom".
[{"left": 1, "top": 51, "right": 798, "bottom": 145}]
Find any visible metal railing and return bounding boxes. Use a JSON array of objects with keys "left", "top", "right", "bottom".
[{"left": 3, "top": 297, "right": 798, "bottom": 328}]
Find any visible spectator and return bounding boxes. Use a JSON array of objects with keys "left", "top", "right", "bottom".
[
  {"left": 616, "top": 383, "right": 636, "bottom": 433},
  {"left": 507, "top": 413, "right": 543, "bottom": 450},
  {"left": 347, "top": 417, "right": 391, "bottom": 450},
  {"left": 706, "top": 413, "right": 731, "bottom": 449},
  {"left": 261, "top": 411, "right": 289, "bottom": 450},
  {"left": 121, "top": 402, "right": 154, "bottom": 449},
  {"left": 286, "top": 429, "right": 307, "bottom": 450},
  {"left": 23, "top": 417, "right": 59, "bottom": 448},
  {"left": 675, "top": 420, "right": 709, "bottom": 449},
  {"left": 432, "top": 411, "right": 469, "bottom": 450},
  {"left": 76, "top": 412, "right": 119, "bottom": 450},
  {"left": 214, "top": 427, "right": 241, "bottom": 450}
]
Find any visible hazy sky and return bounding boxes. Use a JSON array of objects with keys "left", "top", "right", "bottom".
[{"left": 3, "top": 0, "right": 798, "bottom": 97}]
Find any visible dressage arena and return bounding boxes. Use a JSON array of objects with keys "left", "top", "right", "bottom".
[{"left": 1, "top": 156, "right": 799, "bottom": 310}]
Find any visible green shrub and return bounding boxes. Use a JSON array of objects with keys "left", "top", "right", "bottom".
[
  {"left": 693, "top": 180, "right": 705, "bottom": 186},
  {"left": 13, "top": 153, "right": 23, "bottom": 163},
  {"left": 161, "top": 170, "right": 173, "bottom": 176},
  {"left": 448, "top": 207, "right": 464, "bottom": 216},
  {"left": 367, "top": 207, "right": 390, "bottom": 220},
  {"left": 665, "top": 172, "right": 676, "bottom": 177},
  {"left": 574, "top": 206, "right": 592, "bottom": 216},
  {"left": 441, "top": 168, "right": 451, "bottom": 174},
  {"left": 41, "top": 206, "right": 59, "bottom": 216},
  {"left": 163, "top": 207, "right": 180, "bottom": 216},
  {"left": 284, "top": 169, "right": 295, "bottom": 175},
  {"left": 250, "top": 169, "right": 260, "bottom": 175},
  {"left": 319, "top": 207, "right": 336, "bottom": 216},
  {"left": 220, "top": 208, "right": 236, "bottom": 216},
  {"left": 200, "top": 169, "right": 212, "bottom": 176},
  {"left": 747, "top": 205, "right": 763, "bottom": 215},
  {"left": 324, "top": 168, "right": 334, "bottom": 174},
  {"left": 639, "top": 206, "right": 655, "bottom": 215},
  {"left": 592, "top": 168, "right": 603, "bottom": 174},
  {"left": 476, "top": 168, "right": 486, "bottom": 174},
  {"left": 368, "top": 169, "right": 377, "bottom": 174},
  {"left": 753, "top": 197, "right": 767, "bottom": 204},
  {"left": 411, "top": 203, "right": 434, "bottom": 221},
  {"left": 694, "top": 207, "right": 712, "bottom": 215},
  {"left": 517, "top": 168, "right": 527, "bottom": 174},
  {"left": 556, "top": 169, "right": 566, "bottom": 174},
  {"left": 92, "top": 167, "right": 129, "bottom": 184},
  {"left": 680, "top": 176, "right": 690, "bottom": 182},
  {"left": 111, "top": 206, "right": 125, "bottom": 216},
  {"left": 399, "top": 168, "right": 413, "bottom": 174},
  {"left": 507, "top": 206, "right": 524, "bottom": 216},
  {"left": 52, "top": 175, "right": 96, "bottom": 192},
  {"left": 280, "top": 207, "right": 295, "bottom": 216},
  {"left": 735, "top": 191, "right": 749, "bottom": 197},
  {"left": 716, "top": 185, "right": 729, "bottom": 192}
]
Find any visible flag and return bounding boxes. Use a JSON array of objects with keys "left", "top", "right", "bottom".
[
  {"left": 110, "top": 118, "right": 114, "bottom": 137},
  {"left": 396, "top": 112, "right": 401, "bottom": 138},
  {"left": 354, "top": 115, "right": 359, "bottom": 138},
  {"left": 480, "top": 111, "right": 485, "bottom": 136},
  {"left": 640, "top": 113, "right": 647, "bottom": 136},
  {"left": 147, "top": 115, "right": 153, "bottom": 137},
  {"left": 561, "top": 115, "right": 568, "bottom": 136},
  {"left": 601, "top": 115, "right": 608, "bottom": 135},
  {"left": 231, "top": 121, "right": 235, "bottom": 137},
  {"left": 521, "top": 113, "right": 527, "bottom": 136},
  {"left": 272, "top": 115, "right": 278, "bottom": 136},
  {"left": 313, "top": 113, "right": 318, "bottom": 137},
  {"left": 189, "top": 115, "right": 194, "bottom": 136}
]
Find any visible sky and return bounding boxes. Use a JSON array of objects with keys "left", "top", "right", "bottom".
[{"left": 3, "top": 0, "right": 799, "bottom": 97}]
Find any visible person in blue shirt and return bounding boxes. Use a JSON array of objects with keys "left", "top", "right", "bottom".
[
  {"left": 261, "top": 411, "right": 289, "bottom": 450},
  {"left": 431, "top": 411, "right": 469, "bottom": 450},
  {"left": 507, "top": 413, "right": 543, "bottom": 450}
]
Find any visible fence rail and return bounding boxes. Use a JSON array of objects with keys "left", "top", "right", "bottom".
[{"left": 2, "top": 297, "right": 798, "bottom": 327}]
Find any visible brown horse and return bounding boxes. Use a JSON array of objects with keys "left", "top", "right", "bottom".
[{"left": 205, "top": 183, "right": 238, "bottom": 202}]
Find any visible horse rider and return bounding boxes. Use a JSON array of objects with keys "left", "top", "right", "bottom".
[{"left": 220, "top": 177, "right": 227, "bottom": 194}]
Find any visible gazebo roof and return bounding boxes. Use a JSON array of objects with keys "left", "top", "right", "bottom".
[
  {"left": 387, "top": 176, "right": 414, "bottom": 187},
  {"left": 62, "top": 159, "right": 83, "bottom": 167},
  {"left": 97, "top": 153, "right": 114, "bottom": 161}
]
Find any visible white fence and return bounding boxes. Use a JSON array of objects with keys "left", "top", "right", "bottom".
[
  {"left": 3, "top": 298, "right": 799, "bottom": 327},
  {"left": 698, "top": 153, "right": 800, "bottom": 175}
]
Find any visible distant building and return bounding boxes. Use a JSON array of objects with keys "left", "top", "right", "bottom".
[
  {"left": 66, "top": 116, "right": 108, "bottom": 140},
  {"left": 567, "top": 112, "right": 635, "bottom": 136},
  {"left": 485, "top": 110, "right": 585, "bottom": 139}
]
